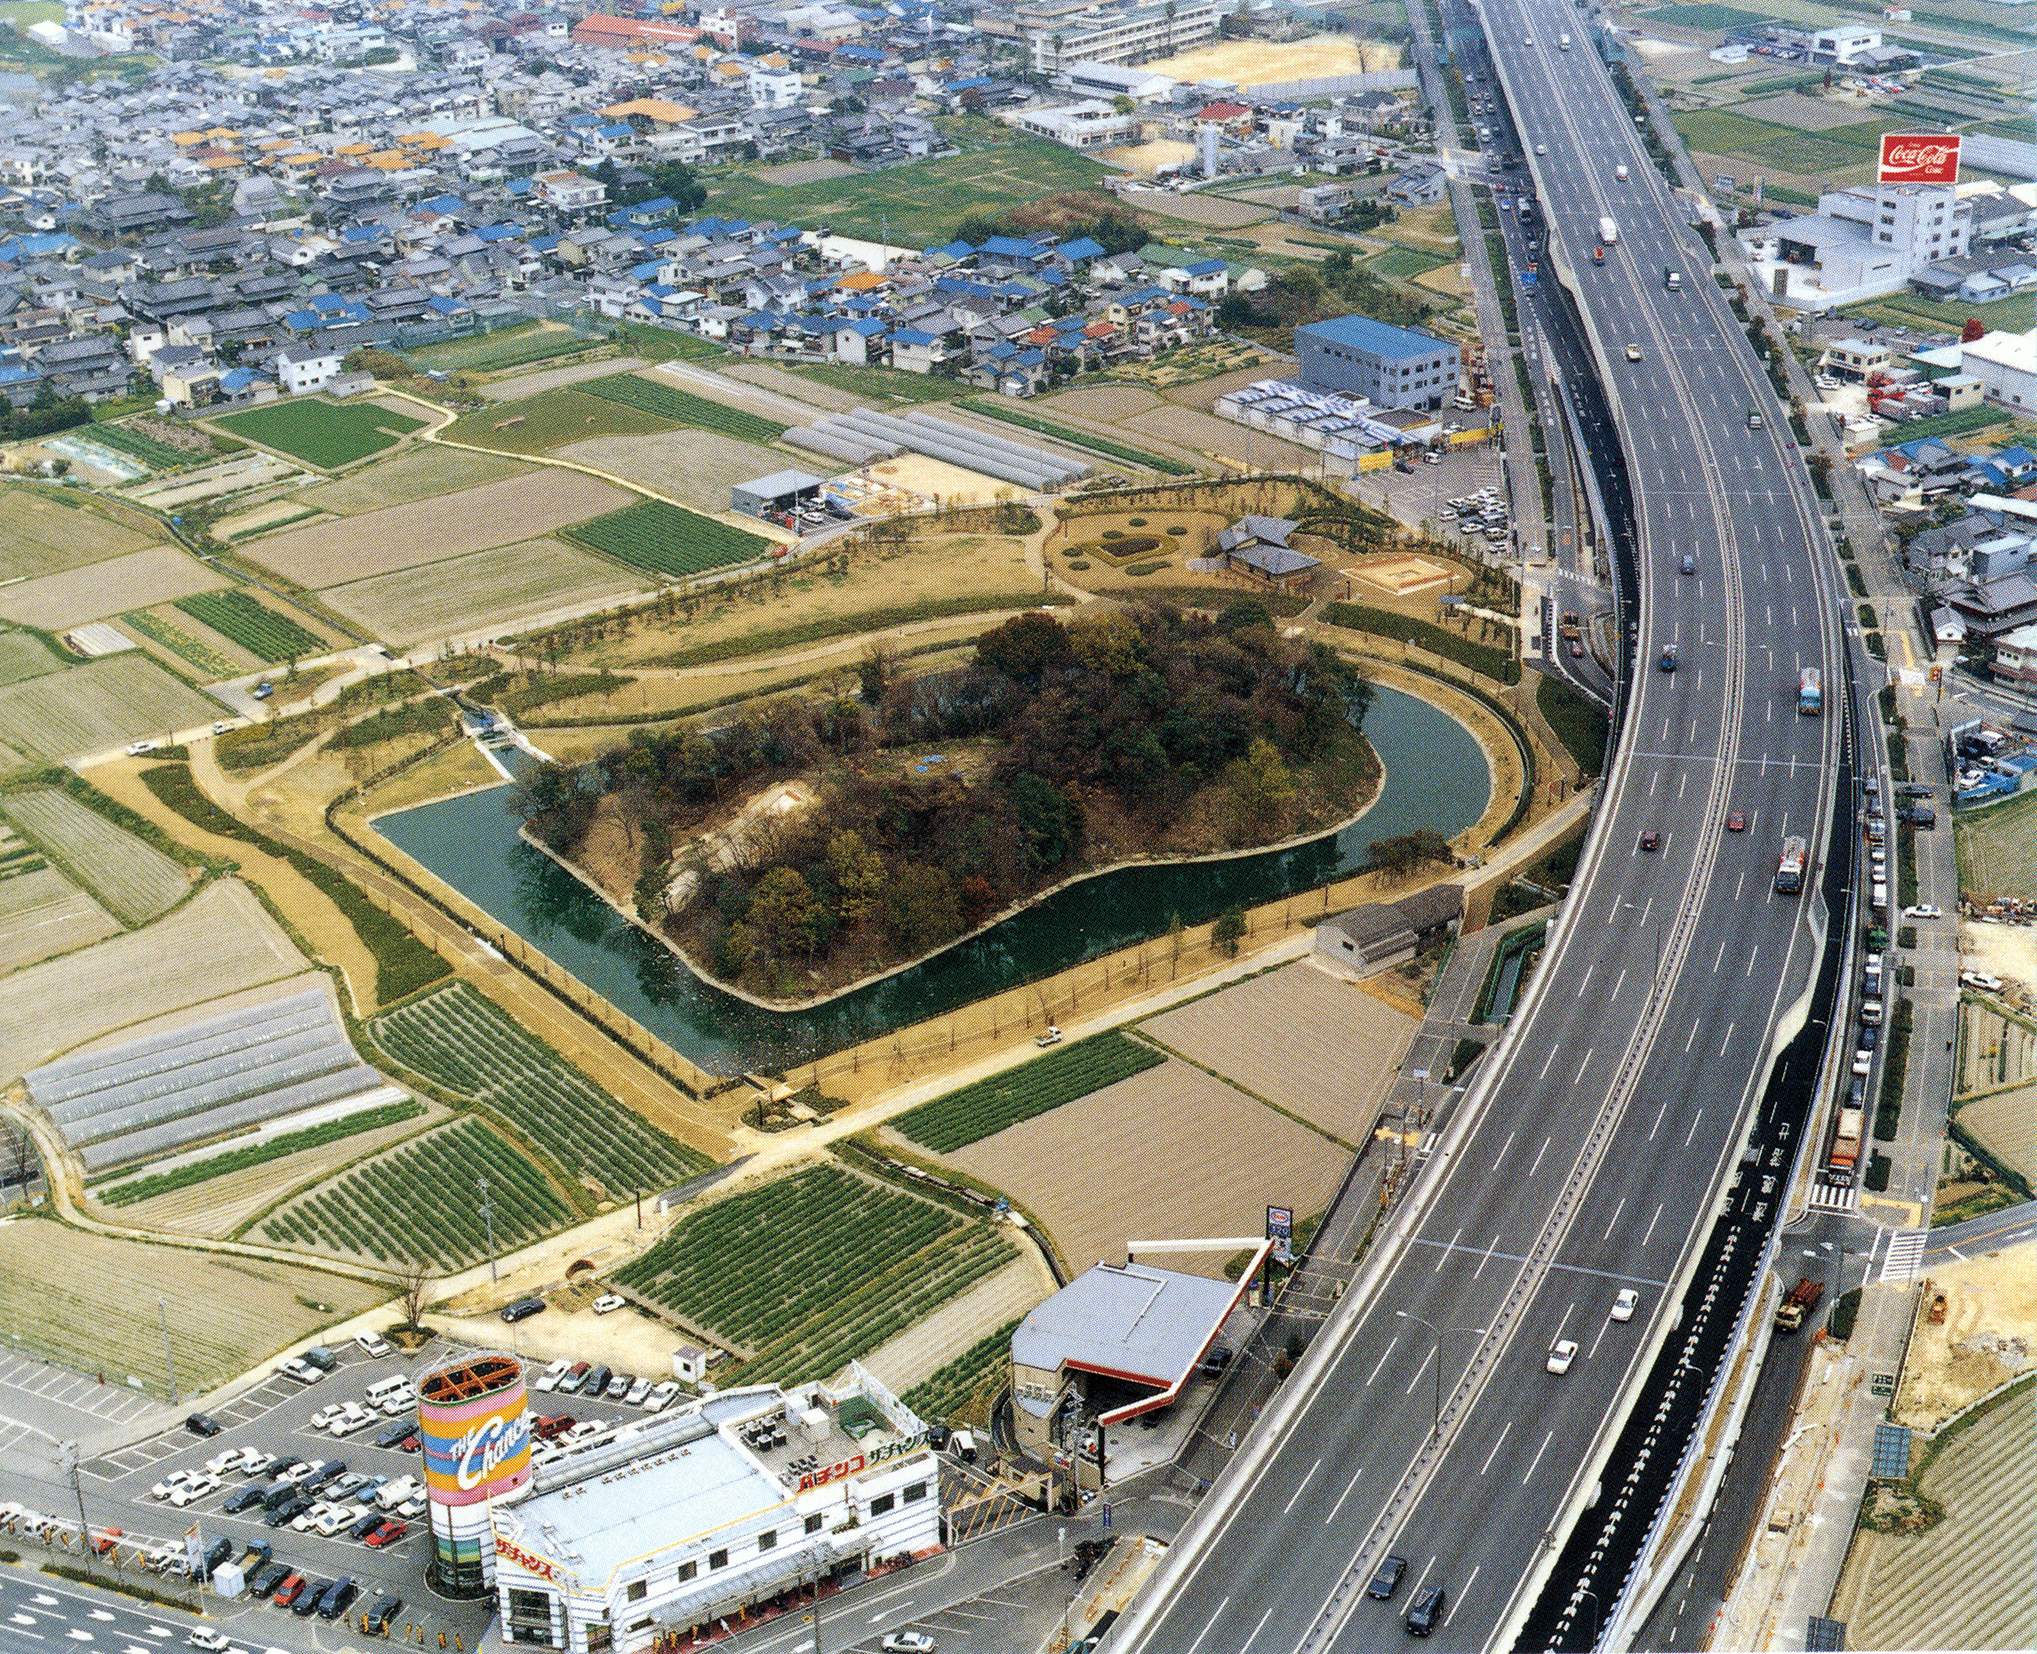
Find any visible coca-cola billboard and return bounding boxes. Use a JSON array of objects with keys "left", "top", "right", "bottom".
[{"left": 1879, "top": 134, "right": 1960, "bottom": 186}]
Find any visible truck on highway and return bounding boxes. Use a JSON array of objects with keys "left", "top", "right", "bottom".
[
  {"left": 1747, "top": 408, "right": 1765, "bottom": 430},
  {"left": 1559, "top": 31, "right": 1571, "bottom": 48},
  {"left": 1797, "top": 666, "right": 1822, "bottom": 715},
  {"left": 1598, "top": 215, "right": 1618, "bottom": 246},
  {"left": 1827, "top": 1106, "right": 1865, "bottom": 1184},
  {"left": 1775, "top": 835, "right": 1807, "bottom": 894},
  {"left": 1663, "top": 266, "right": 1681, "bottom": 290},
  {"left": 1775, "top": 1277, "right": 1825, "bottom": 1333}
]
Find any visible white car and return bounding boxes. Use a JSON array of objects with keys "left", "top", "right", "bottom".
[
  {"left": 278, "top": 1356, "right": 323, "bottom": 1385},
  {"left": 625, "top": 1377, "right": 652, "bottom": 1406},
  {"left": 204, "top": 1450, "right": 243, "bottom": 1476},
  {"left": 187, "top": 1630, "right": 232, "bottom": 1652},
  {"left": 396, "top": 1495, "right": 426, "bottom": 1520},
  {"left": 1903, "top": 904, "right": 1942, "bottom": 920},
  {"left": 354, "top": 1330, "right": 394, "bottom": 1359},
  {"left": 167, "top": 1473, "right": 219, "bottom": 1507},
  {"left": 126, "top": 740, "right": 157, "bottom": 756},
  {"left": 377, "top": 1381, "right": 416, "bottom": 1415},
  {"left": 882, "top": 1635, "right": 936, "bottom": 1654},
  {"left": 592, "top": 1293, "right": 626, "bottom": 1315},
  {"left": 1960, "top": 969, "right": 2004, "bottom": 993},
  {"left": 1546, "top": 1339, "right": 1578, "bottom": 1375},
  {"left": 150, "top": 1469, "right": 202, "bottom": 1502},
  {"left": 292, "top": 1501, "right": 332, "bottom": 1533},
  {"left": 535, "top": 1359, "right": 570, "bottom": 1393},
  {"left": 644, "top": 1381, "right": 681, "bottom": 1413},
  {"left": 309, "top": 1403, "right": 343, "bottom": 1430},
  {"left": 332, "top": 1404, "right": 377, "bottom": 1436},
  {"left": 275, "top": 1460, "right": 316, "bottom": 1487},
  {"left": 1611, "top": 1289, "right": 1638, "bottom": 1323}
]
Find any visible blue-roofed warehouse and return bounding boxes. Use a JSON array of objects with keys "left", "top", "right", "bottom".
[{"left": 1297, "top": 312, "right": 1461, "bottom": 412}]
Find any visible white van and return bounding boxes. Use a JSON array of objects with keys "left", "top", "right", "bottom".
[
  {"left": 1871, "top": 880, "right": 1888, "bottom": 912},
  {"left": 363, "top": 1376, "right": 413, "bottom": 1412}
]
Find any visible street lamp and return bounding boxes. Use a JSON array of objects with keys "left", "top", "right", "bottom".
[
  {"left": 1576, "top": 1585, "right": 1601, "bottom": 1646},
  {"left": 1394, "top": 1310, "right": 1486, "bottom": 1438}
]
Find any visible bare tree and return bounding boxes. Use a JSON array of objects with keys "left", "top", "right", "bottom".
[{"left": 397, "top": 1260, "right": 433, "bottom": 1332}]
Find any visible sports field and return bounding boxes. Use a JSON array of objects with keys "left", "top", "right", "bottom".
[
  {"left": 708, "top": 139, "right": 1110, "bottom": 247},
  {"left": 320, "top": 537, "right": 643, "bottom": 643},
  {"left": 214, "top": 399, "right": 427, "bottom": 469},
  {"left": 0, "top": 653, "right": 222, "bottom": 760},
  {"left": 242, "top": 471, "right": 630, "bottom": 587},
  {"left": 0, "top": 486, "right": 156, "bottom": 581},
  {"left": 0, "top": 545, "right": 227, "bottom": 632}
]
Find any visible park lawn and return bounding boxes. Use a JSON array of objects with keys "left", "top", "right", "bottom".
[
  {"left": 214, "top": 400, "right": 426, "bottom": 469},
  {"left": 705, "top": 140, "right": 1110, "bottom": 246},
  {"left": 442, "top": 386, "right": 670, "bottom": 455}
]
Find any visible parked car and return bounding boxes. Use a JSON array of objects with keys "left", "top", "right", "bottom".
[
  {"left": 591, "top": 1294, "right": 625, "bottom": 1316},
  {"left": 150, "top": 1470, "right": 202, "bottom": 1502},
  {"left": 366, "top": 1595, "right": 404, "bottom": 1635},
  {"left": 364, "top": 1520, "right": 408, "bottom": 1550},
  {"left": 278, "top": 1357, "right": 323, "bottom": 1386},
  {"left": 184, "top": 1413, "right": 223, "bottom": 1437},
  {"left": 535, "top": 1359, "right": 570, "bottom": 1392},
  {"left": 644, "top": 1382, "right": 680, "bottom": 1412},
  {"left": 354, "top": 1330, "right": 393, "bottom": 1359},
  {"left": 347, "top": 1510, "right": 388, "bottom": 1540},
  {"left": 317, "top": 1578, "right": 359, "bottom": 1622},
  {"left": 558, "top": 1362, "right": 590, "bottom": 1395},
  {"left": 374, "top": 1421, "right": 414, "bottom": 1449},
  {"left": 500, "top": 1296, "right": 546, "bottom": 1323},
  {"left": 292, "top": 1578, "right": 332, "bottom": 1617},
  {"left": 271, "top": 1572, "right": 308, "bottom": 1608},
  {"left": 625, "top": 1377, "right": 652, "bottom": 1406},
  {"left": 604, "top": 1373, "right": 631, "bottom": 1401}
]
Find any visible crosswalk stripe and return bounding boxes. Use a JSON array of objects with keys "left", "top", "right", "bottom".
[{"left": 1880, "top": 1231, "right": 1927, "bottom": 1283}]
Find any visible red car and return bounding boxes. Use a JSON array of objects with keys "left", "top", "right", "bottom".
[
  {"left": 272, "top": 1572, "right": 308, "bottom": 1608},
  {"left": 398, "top": 1433, "right": 421, "bottom": 1454},
  {"left": 1567, "top": 639, "right": 1584, "bottom": 658},
  {"left": 1640, "top": 830, "right": 1661, "bottom": 851},
  {"left": 364, "top": 1520, "right": 408, "bottom": 1549},
  {"left": 532, "top": 1413, "right": 576, "bottom": 1443},
  {"left": 1726, "top": 811, "right": 1746, "bottom": 832}
]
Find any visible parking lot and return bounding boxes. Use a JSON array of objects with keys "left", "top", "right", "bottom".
[
  {"left": 2, "top": 1329, "right": 685, "bottom": 1648},
  {"left": 0, "top": 1348, "right": 167, "bottom": 1462}
]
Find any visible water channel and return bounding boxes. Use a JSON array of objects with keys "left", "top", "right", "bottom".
[{"left": 374, "top": 685, "right": 1492, "bottom": 1073}]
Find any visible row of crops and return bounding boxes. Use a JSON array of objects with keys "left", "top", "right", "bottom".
[
  {"left": 892, "top": 1032, "right": 1166, "bottom": 1154},
  {"left": 903, "top": 1317, "right": 1020, "bottom": 1427},
  {"left": 370, "top": 980, "right": 707, "bottom": 1202},
  {"left": 174, "top": 590, "right": 326, "bottom": 664},
  {"left": 87, "top": 423, "right": 194, "bottom": 471},
  {"left": 257, "top": 1118, "right": 567, "bottom": 1269},
  {"left": 123, "top": 609, "right": 241, "bottom": 680},
  {"left": 565, "top": 498, "right": 772, "bottom": 582},
  {"left": 583, "top": 373, "right": 787, "bottom": 446},
  {"left": 614, "top": 1163, "right": 1016, "bottom": 1384}
]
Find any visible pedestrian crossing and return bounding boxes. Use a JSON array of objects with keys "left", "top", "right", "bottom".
[
  {"left": 1806, "top": 1182, "right": 1858, "bottom": 1214},
  {"left": 1880, "top": 1231, "right": 1927, "bottom": 1283}
]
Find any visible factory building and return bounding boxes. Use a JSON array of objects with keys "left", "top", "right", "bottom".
[{"left": 1296, "top": 313, "right": 1461, "bottom": 413}]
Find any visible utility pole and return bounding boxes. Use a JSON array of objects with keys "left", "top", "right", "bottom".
[
  {"left": 60, "top": 1441, "right": 92, "bottom": 1574},
  {"left": 157, "top": 1295, "right": 177, "bottom": 1405},
  {"left": 478, "top": 1176, "right": 499, "bottom": 1286}
]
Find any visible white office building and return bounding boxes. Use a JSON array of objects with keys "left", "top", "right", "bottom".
[
  {"left": 1742, "top": 182, "right": 1970, "bottom": 309},
  {"left": 492, "top": 1369, "right": 938, "bottom": 1654},
  {"left": 1019, "top": 0, "right": 1224, "bottom": 74}
]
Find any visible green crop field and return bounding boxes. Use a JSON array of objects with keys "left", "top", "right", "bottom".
[
  {"left": 1670, "top": 109, "right": 1887, "bottom": 176},
  {"left": 95, "top": 1100, "right": 424, "bottom": 1206},
  {"left": 258, "top": 1117, "right": 569, "bottom": 1268},
  {"left": 404, "top": 324, "right": 600, "bottom": 376},
  {"left": 1644, "top": 2, "right": 1767, "bottom": 26},
  {"left": 566, "top": 497, "right": 772, "bottom": 580},
  {"left": 903, "top": 1317, "right": 1021, "bottom": 1426},
  {"left": 614, "top": 1163, "right": 1016, "bottom": 1384},
  {"left": 214, "top": 401, "right": 425, "bottom": 469},
  {"left": 708, "top": 140, "right": 1108, "bottom": 247},
  {"left": 961, "top": 399, "right": 1195, "bottom": 476},
  {"left": 370, "top": 980, "right": 708, "bottom": 1201},
  {"left": 174, "top": 589, "right": 325, "bottom": 663},
  {"left": 123, "top": 609, "right": 242, "bottom": 678},
  {"left": 893, "top": 1031, "right": 1167, "bottom": 1153},
  {"left": 83, "top": 424, "right": 192, "bottom": 471},
  {"left": 582, "top": 373, "right": 787, "bottom": 444}
]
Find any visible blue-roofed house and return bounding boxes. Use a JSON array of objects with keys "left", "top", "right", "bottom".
[
  {"left": 890, "top": 325, "right": 952, "bottom": 374},
  {"left": 1052, "top": 236, "right": 1106, "bottom": 273},
  {"left": 828, "top": 315, "right": 889, "bottom": 366}
]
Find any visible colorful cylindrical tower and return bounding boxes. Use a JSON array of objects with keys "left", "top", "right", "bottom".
[{"left": 417, "top": 1351, "right": 532, "bottom": 1593}]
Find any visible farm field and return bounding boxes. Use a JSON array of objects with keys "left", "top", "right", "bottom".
[
  {"left": 123, "top": 607, "right": 248, "bottom": 679},
  {"left": 257, "top": 1116, "right": 571, "bottom": 1268},
  {"left": 939, "top": 1059, "right": 1347, "bottom": 1280},
  {"left": 706, "top": 139, "right": 1109, "bottom": 247},
  {"left": 565, "top": 497, "right": 773, "bottom": 581},
  {"left": 0, "top": 654, "right": 222, "bottom": 761},
  {"left": 320, "top": 537, "right": 641, "bottom": 643},
  {"left": 0, "top": 486, "right": 156, "bottom": 580},
  {"left": 295, "top": 444, "right": 525, "bottom": 514},
  {"left": 0, "top": 545, "right": 226, "bottom": 632},
  {"left": 614, "top": 1163, "right": 1018, "bottom": 1385},
  {"left": 174, "top": 589, "right": 328, "bottom": 663},
  {"left": 97, "top": 1098, "right": 443, "bottom": 1239},
  {"left": 0, "top": 632, "right": 61, "bottom": 686},
  {"left": 370, "top": 979, "right": 708, "bottom": 1203},
  {"left": 860, "top": 1258, "right": 1042, "bottom": 1399},
  {"left": 0, "top": 864, "right": 118, "bottom": 971},
  {"left": 213, "top": 399, "right": 426, "bottom": 469},
  {"left": 0, "top": 1220, "right": 388, "bottom": 1399},
  {"left": 0, "top": 880, "right": 306, "bottom": 1084},
  {"left": 1140, "top": 962, "right": 1414, "bottom": 1143},
  {"left": 582, "top": 372, "right": 788, "bottom": 445},
  {"left": 893, "top": 1032, "right": 1166, "bottom": 1153},
  {"left": 555, "top": 428, "right": 788, "bottom": 516},
  {"left": 243, "top": 470, "right": 630, "bottom": 587},
  {"left": 2, "top": 786, "right": 190, "bottom": 925},
  {"left": 443, "top": 386, "right": 671, "bottom": 456},
  {"left": 406, "top": 321, "right": 601, "bottom": 376},
  {"left": 550, "top": 529, "right": 1039, "bottom": 672}
]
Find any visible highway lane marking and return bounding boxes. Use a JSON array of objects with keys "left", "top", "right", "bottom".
[
  {"left": 1282, "top": 1458, "right": 1323, "bottom": 1515},
  {"left": 1602, "top": 1196, "right": 1626, "bottom": 1239},
  {"left": 1522, "top": 1429, "right": 1556, "bottom": 1485},
  {"left": 1472, "top": 1232, "right": 1503, "bottom": 1280},
  {"left": 1528, "top": 1134, "right": 1551, "bottom": 1178},
  {"left": 1538, "top": 1044, "right": 1562, "bottom": 1080},
  {"left": 1443, "top": 1566, "right": 1478, "bottom": 1630},
  {"left": 1648, "top": 1102, "right": 1668, "bottom": 1141},
  {"left": 1324, "top": 1465, "right": 1367, "bottom": 1524},
  {"left": 1478, "top": 1419, "right": 1513, "bottom": 1476},
  {"left": 1641, "top": 1201, "right": 1664, "bottom": 1247},
  {"left": 1243, "top": 1601, "right": 1279, "bottom": 1650},
  {"left": 1436, "top": 1225, "right": 1463, "bottom": 1273},
  {"left": 1181, "top": 1596, "right": 1231, "bottom": 1654},
  {"left": 1491, "top": 1128, "right": 1518, "bottom": 1172},
  {"left": 1364, "top": 1337, "right": 1402, "bottom": 1388},
  {"left": 1684, "top": 1107, "right": 1706, "bottom": 1147}
]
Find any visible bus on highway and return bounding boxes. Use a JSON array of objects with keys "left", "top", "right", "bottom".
[
  {"left": 1797, "top": 667, "right": 1822, "bottom": 715},
  {"left": 1775, "top": 835, "right": 1807, "bottom": 894}
]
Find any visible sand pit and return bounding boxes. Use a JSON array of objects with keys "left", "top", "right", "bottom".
[
  {"left": 1896, "top": 1239, "right": 2037, "bottom": 1431},
  {"left": 865, "top": 452, "right": 1012, "bottom": 507},
  {"left": 1105, "top": 140, "right": 1197, "bottom": 176},
  {"left": 1143, "top": 34, "right": 1395, "bottom": 87},
  {"left": 1963, "top": 921, "right": 2037, "bottom": 998},
  {"left": 1355, "top": 553, "right": 1453, "bottom": 596}
]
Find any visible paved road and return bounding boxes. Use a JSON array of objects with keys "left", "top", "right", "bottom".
[{"left": 1110, "top": 5, "right": 1845, "bottom": 1651}]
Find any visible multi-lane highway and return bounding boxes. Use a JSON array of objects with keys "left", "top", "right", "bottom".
[{"left": 1113, "top": 8, "right": 1846, "bottom": 1652}]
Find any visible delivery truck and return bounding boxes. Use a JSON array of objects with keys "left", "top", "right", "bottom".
[{"left": 1598, "top": 215, "right": 1618, "bottom": 245}]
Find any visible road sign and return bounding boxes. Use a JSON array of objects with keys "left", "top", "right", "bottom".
[{"left": 1871, "top": 1371, "right": 1896, "bottom": 1397}]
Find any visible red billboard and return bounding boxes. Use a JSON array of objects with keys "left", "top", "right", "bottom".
[{"left": 1878, "top": 134, "right": 1960, "bottom": 186}]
